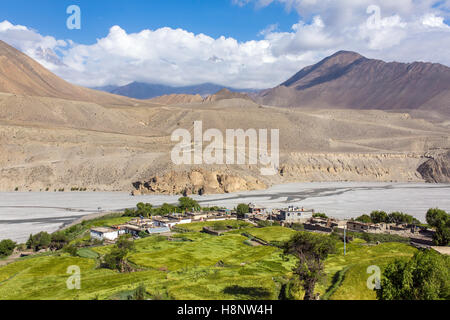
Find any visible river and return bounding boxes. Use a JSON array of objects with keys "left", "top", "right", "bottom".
[{"left": 1, "top": 182, "right": 449, "bottom": 242}]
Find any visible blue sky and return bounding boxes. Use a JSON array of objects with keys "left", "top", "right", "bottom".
[
  {"left": 0, "top": 1, "right": 449, "bottom": 88},
  {"left": 0, "top": 0, "right": 299, "bottom": 43}
]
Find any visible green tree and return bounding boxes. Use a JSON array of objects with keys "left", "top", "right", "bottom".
[
  {"left": 26, "top": 232, "right": 51, "bottom": 251},
  {"left": 116, "top": 234, "right": 135, "bottom": 251},
  {"left": 49, "top": 232, "right": 69, "bottom": 251},
  {"left": 370, "top": 211, "right": 388, "bottom": 224},
  {"left": 102, "top": 235, "right": 136, "bottom": 272},
  {"left": 158, "top": 203, "right": 178, "bottom": 215},
  {"left": 355, "top": 214, "right": 372, "bottom": 223},
  {"left": 103, "top": 247, "right": 128, "bottom": 272},
  {"left": 136, "top": 202, "right": 153, "bottom": 217},
  {"left": 426, "top": 208, "right": 450, "bottom": 246},
  {"left": 236, "top": 204, "right": 250, "bottom": 218},
  {"left": 377, "top": 250, "right": 450, "bottom": 300},
  {"left": 178, "top": 197, "right": 200, "bottom": 212},
  {"left": 283, "top": 232, "right": 337, "bottom": 300},
  {"left": 0, "top": 239, "right": 16, "bottom": 258},
  {"left": 388, "top": 212, "right": 416, "bottom": 224}
]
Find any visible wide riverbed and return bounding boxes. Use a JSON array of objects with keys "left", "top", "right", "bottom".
[{"left": 1, "top": 182, "right": 449, "bottom": 242}]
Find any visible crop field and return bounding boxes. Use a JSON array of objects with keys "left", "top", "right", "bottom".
[
  {"left": 173, "top": 220, "right": 253, "bottom": 232},
  {"left": 245, "top": 226, "right": 298, "bottom": 243},
  {"left": 0, "top": 220, "right": 418, "bottom": 300}
]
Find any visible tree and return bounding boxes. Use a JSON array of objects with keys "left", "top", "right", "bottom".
[
  {"left": 355, "top": 214, "right": 372, "bottom": 223},
  {"left": 388, "top": 212, "right": 415, "bottom": 224},
  {"left": 370, "top": 211, "right": 388, "bottom": 224},
  {"left": 116, "top": 234, "right": 135, "bottom": 251},
  {"left": 283, "top": 232, "right": 337, "bottom": 300},
  {"left": 158, "top": 203, "right": 178, "bottom": 215},
  {"left": 26, "top": 232, "right": 51, "bottom": 252},
  {"left": 426, "top": 208, "right": 450, "bottom": 246},
  {"left": 178, "top": 197, "right": 200, "bottom": 211},
  {"left": 103, "top": 247, "right": 128, "bottom": 272},
  {"left": 49, "top": 232, "right": 69, "bottom": 251},
  {"left": 236, "top": 204, "right": 250, "bottom": 218},
  {"left": 136, "top": 202, "right": 153, "bottom": 217},
  {"left": 377, "top": 250, "right": 450, "bottom": 300},
  {"left": 0, "top": 239, "right": 16, "bottom": 258},
  {"left": 102, "top": 235, "right": 136, "bottom": 272}
]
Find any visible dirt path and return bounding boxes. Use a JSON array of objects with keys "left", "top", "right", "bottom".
[{"left": 0, "top": 252, "right": 25, "bottom": 267}]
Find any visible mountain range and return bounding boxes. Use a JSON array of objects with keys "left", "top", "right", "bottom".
[
  {"left": 0, "top": 39, "right": 449, "bottom": 194},
  {"left": 94, "top": 82, "right": 260, "bottom": 99}
]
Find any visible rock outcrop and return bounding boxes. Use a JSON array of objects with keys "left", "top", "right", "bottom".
[
  {"left": 418, "top": 151, "right": 450, "bottom": 183},
  {"left": 132, "top": 169, "right": 267, "bottom": 195},
  {"left": 279, "top": 153, "right": 426, "bottom": 182}
]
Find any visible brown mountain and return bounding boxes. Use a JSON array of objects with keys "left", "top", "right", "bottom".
[
  {"left": 147, "top": 93, "right": 204, "bottom": 105},
  {"left": 258, "top": 51, "right": 450, "bottom": 116},
  {"left": 0, "top": 40, "right": 134, "bottom": 105},
  {"left": 204, "top": 88, "right": 253, "bottom": 102}
]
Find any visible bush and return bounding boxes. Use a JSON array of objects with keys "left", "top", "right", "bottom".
[
  {"left": 63, "top": 244, "right": 78, "bottom": 256},
  {"left": 313, "top": 213, "right": 328, "bottom": 219},
  {"left": 0, "top": 239, "right": 16, "bottom": 258},
  {"left": 128, "top": 284, "right": 147, "bottom": 300}
]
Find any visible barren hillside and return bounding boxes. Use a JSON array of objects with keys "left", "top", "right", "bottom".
[
  {"left": 258, "top": 51, "right": 450, "bottom": 117},
  {"left": 0, "top": 42, "right": 449, "bottom": 194}
]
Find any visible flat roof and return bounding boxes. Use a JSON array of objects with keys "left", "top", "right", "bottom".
[{"left": 91, "top": 227, "right": 116, "bottom": 233}]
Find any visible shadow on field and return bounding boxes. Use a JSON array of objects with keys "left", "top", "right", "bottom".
[{"left": 223, "top": 285, "right": 271, "bottom": 299}]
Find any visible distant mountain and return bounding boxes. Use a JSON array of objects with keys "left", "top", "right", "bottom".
[
  {"left": 204, "top": 88, "right": 253, "bottom": 102},
  {"left": 258, "top": 51, "right": 450, "bottom": 115},
  {"left": 96, "top": 81, "right": 260, "bottom": 99}
]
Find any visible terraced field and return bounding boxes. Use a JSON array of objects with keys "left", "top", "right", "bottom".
[{"left": 0, "top": 220, "right": 418, "bottom": 300}]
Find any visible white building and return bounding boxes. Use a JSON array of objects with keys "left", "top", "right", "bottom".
[{"left": 90, "top": 227, "right": 119, "bottom": 241}]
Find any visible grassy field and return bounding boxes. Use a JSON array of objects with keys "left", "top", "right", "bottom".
[
  {"left": 173, "top": 220, "right": 252, "bottom": 232},
  {"left": 245, "top": 226, "right": 298, "bottom": 243},
  {"left": 0, "top": 221, "right": 418, "bottom": 300}
]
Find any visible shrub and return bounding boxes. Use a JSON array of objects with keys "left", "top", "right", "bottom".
[
  {"left": 313, "top": 213, "right": 328, "bottom": 219},
  {"left": 0, "top": 239, "right": 16, "bottom": 258}
]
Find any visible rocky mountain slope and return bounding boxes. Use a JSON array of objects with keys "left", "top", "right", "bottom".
[
  {"left": 0, "top": 41, "right": 136, "bottom": 106},
  {"left": 418, "top": 151, "right": 450, "bottom": 183},
  {"left": 0, "top": 42, "right": 449, "bottom": 194},
  {"left": 258, "top": 51, "right": 450, "bottom": 117}
]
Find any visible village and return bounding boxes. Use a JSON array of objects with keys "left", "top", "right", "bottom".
[{"left": 90, "top": 203, "right": 436, "bottom": 247}]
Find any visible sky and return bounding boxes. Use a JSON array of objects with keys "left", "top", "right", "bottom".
[{"left": 0, "top": 0, "right": 449, "bottom": 89}]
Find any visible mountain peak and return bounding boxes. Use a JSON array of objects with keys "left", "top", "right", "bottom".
[{"left": 261, "top": 51, "right": 450, "bottom": 114}]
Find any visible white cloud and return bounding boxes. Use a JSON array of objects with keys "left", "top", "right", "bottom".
[{"left": 0, "top": 0, "right": 449, "bottom": 89}]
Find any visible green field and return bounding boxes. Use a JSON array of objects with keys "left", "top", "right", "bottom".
[
  {"left": 173, "top": 220, "right": 252, "bottom": 232},
  {"left": 0, "top": 221, "right": 418, "bottom": 300}
]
